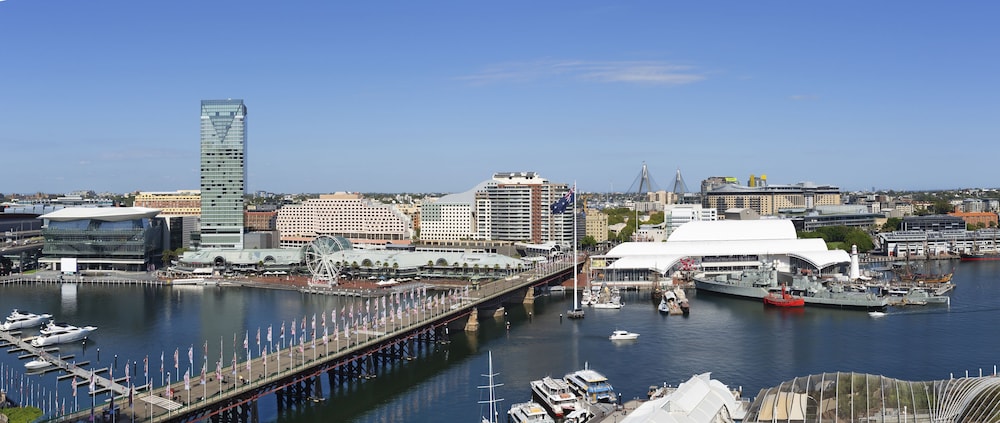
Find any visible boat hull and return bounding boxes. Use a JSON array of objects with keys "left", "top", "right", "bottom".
[
  {"left": 960, "top": 253, "right": 1000, "bottom": 261},
  {"left": 0, "top": 311, "right": 53, "bottom": 331},
  {"left": 530, "top": 377, "right": 579, "bottom": 419},
  {"left": 695, "top": 273, "right": 888, "bottom": 311},
  {"left": 763, "top": 295, "right": 805, "bottom": 307},
  {"left": 30, "top": 326, "right": 96, "bottom": 347}
]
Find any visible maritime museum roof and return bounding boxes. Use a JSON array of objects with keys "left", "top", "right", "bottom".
[{"left": 603, "top": 220, "right": 850, "bottom": 272}]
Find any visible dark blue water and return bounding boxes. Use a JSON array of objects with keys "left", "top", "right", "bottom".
[{"left": 1, "top": 260, "right": 996, "bottom": 422}]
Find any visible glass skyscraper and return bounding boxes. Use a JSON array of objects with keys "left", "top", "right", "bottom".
[{"left": 200, "top": 99, "right": 247, "bottom": 249}]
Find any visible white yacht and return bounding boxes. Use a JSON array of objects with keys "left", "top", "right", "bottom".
[
  {"left": 507, "top": 401, "right": 556, "bottom": 423},
  {"left": 30, "top": 323, "right": 96, "bottom": 347},
  {"left": 530, "top": 376, "right": 581, "bottom": 419},
  {"left": 24, "top": 359, "right": 53, "bottom": 371},
  {"left": 565, "top": 368, "right": 617, "bottom": 404},
  {"left": 0, "top": 309, "right": 53, "bottom": 331},
  {"left": 609, "top": 330, "right": 639, "bottom": 341}
]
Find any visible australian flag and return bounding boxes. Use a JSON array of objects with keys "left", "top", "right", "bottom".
[{"left": 550, "top": 188, "right": 575, "bottom": 214}]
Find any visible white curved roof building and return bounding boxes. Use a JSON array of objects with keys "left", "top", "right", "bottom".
[
  {"left": 597, "top": 220, "right": 850, "bottom": 276},
  {"left": 40, "top": 207, "right": 162, "bottom": 222}
]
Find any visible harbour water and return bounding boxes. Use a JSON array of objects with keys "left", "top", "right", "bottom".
[{"left": 0, "top": 260, "right": 996, "bottom": 422}]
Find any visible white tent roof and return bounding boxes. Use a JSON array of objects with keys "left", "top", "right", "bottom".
[
  {"left": 604, "top": 220, "right": 850, "bottom": 271},
  {"left": 621, "top": 373, "right": 746, "bottom": 423}
]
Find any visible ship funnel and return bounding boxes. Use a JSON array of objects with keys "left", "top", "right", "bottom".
[{"left": 849, "top": 245, "right": 860, "bottom": 280}]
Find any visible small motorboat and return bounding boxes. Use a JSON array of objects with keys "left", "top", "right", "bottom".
[
  {"left": 609, "top": 330, "right": 639, "bottom": 341},
  {"left": 868, "top": 311, "right": 887, "bottom": 318},
  {"left": 763, "top": 284, "right": 805, "bottom": 307},
  {"left": 24, "top": 359, "right": 53, "bottom": 371}
]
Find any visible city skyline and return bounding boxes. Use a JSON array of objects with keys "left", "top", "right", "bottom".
[{"left": 2, "top": 1, "right": 998, "bottom": 194}]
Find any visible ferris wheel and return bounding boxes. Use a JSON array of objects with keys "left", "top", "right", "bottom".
[{"left": 303, "top": 236, "right": 352, "bottom": 283}]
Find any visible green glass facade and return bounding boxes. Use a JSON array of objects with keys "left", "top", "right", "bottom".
[
  {"left": 200, "top": 99, "right": 247, "bottom": 249},
  {"left": 41, "top": 217, "right": 165, "bottom": 271}
]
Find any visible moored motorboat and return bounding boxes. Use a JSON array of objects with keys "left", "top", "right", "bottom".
[
  {"left": 674, "top": 287, "right": 691, "bottom": 316},
  {"left": 657, "top": 296, "right": 670, "bottom": 314},
  {"left": 0, "top": 309, "right": 53, "bottom": 331},
  {"left": 530, "top": 376, "right": 580, "bottom": 419},
  {"left": 24, "top": 359, "right": 53, "bottom": 371},
  {"left": 565, "top": 367, "right": 617, "bottom": 404},
  {"left": 507, "top": 401, "right": 556, "bottom": 423},
  {"left": 30, "top": 324, "right": 96, "bottom": 347},
  {"left": 609, "top": 330, "right": 639, "bottom": 341},
  {"left": 763, "top": 284, "right": 804, "bottom": 307}
]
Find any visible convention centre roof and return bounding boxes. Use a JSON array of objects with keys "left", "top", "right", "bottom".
[
  {"left": 602, "top": 220, "right": 850, "bottom": 272},
  {"left": 39, "top": 207, "right": 162, "bottom": 222}
]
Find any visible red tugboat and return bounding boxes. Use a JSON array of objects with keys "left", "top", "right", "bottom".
[{"left": 763, "top": 284, "right": 805, "bottom": 307}]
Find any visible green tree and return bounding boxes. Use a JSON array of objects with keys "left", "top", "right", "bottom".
[
  {"left": 843, "top": 230, "right": 875, "bottom": 252},
  {"left": 647, "top": 211, "right": 664, "bottom": 225},
  {"left": 932, "top": 200, "right": 954, "bottom": 214},
  {"left": 881, "top": 217, "right": 902, "bottom": 232},
  {"left": 581, "top": 235, "right": 597, "bottom": 249}
]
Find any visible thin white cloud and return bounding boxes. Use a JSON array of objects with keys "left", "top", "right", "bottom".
[
  {"left": 459, "top": 59, "right": 705, "bottom": 86},
  {"left": 97, "top": 149, "right": 191, "bottom": 161}
]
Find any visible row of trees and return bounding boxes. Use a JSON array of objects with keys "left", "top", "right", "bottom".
[{"left": 798, "top": 226, "right": 874, "bottom": 252}]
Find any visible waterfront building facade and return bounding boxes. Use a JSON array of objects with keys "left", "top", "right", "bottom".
[
  {"left": 584, "top": 208, "right": 608, "bottom": 243},
  {"left": 134, "top": 190, "right": 201, "bottom": 216},
  {"left": 949, "top": 211, "right": 998, "bottom": 228},
  {"left": 275, "top": 193, "right": 412, "bottom": 248},
  {"left": 474, "top": 172, "right": 573, "bottom": 246},
  {"left": 245, "top": 207, "right": 278, "bottom": 232},
  {"left": 419, "top": 183, "right": 484, "bottom": 241},
  {"left": 39, "top": 207, "right": 166, "bottom": 272},
  {"left": 901, "top": 215, "right": 965, "bottom": 232},
  {"left": 199, "top": 99, "right": 247, "bottom": 250},
  {"left": 703, "top": 182, "right": 842, "bottom": 216},
  {"left": 419, "top": 172, "right": 574, "bottom": 247},
  {"left": 877, "top": 228, "right": 1000, "bottom": 256},
  {"left": 592, "top": 220, "right": 850, "bottom": 283}
]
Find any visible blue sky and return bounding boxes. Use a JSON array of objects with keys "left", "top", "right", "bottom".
[{"left": 1, "top": 1, "right": 997, "bottom": 195}]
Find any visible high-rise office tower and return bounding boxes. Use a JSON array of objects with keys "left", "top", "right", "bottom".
[{"left": 199, "top": 99, "right": 247, "bottom": 249}]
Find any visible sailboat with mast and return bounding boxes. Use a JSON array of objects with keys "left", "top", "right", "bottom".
[
  {"left": 555, "top": 183, "right": 585, "bottom": 319},
  {"left": 478, "top": 351, "right": 504, "bottom": 423}
]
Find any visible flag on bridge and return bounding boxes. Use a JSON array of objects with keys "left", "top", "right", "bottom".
[{"left": 550, "top": 188, "right": 575, "bottom": 214}]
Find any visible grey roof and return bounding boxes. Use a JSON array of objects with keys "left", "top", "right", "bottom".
[
  {"left": 433, "top": 179, "right": 492, "bottom": 205},
  {"left": 179, "top": 249, "right": 302, "bottom": 265}
]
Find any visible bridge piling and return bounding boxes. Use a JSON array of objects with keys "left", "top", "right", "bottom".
[{"left": 464, "top": 309, "right": 480, "bottom": 332}]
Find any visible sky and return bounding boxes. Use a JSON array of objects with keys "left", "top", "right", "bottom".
[{"left": 1, "top": 1, "right": 998, "bottom": 195}]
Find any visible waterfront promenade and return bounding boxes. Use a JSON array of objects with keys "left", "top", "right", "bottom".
[{"left": 0, "top": 257, "right": 581, "bottom": 422}]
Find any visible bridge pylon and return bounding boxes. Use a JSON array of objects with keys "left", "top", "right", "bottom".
[{"left": 464, "top": 309, "right": 480, "bottom": 332}]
